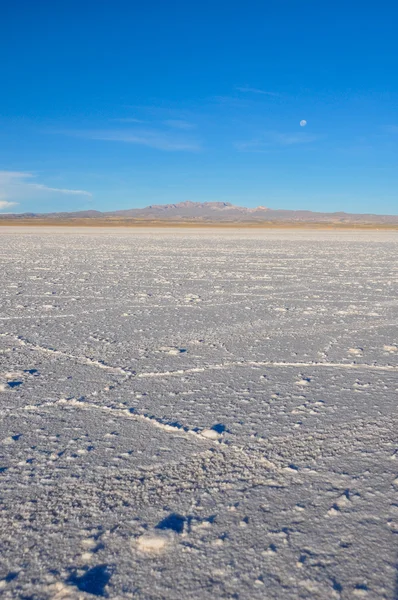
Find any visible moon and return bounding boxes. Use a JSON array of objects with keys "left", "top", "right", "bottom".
[{"left": 300, "top": 120, "right": 307, "bottom": 127}]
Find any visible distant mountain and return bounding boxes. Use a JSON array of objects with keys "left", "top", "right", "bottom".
[
  {"left": 1, "top": 201, "right": 398, "bottom": 224},
  {"left": 106, "top": 201, "right": 274, "bottom": 220}
]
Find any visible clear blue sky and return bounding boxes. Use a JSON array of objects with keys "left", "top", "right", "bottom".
[{"left": 1, "top": 0, "right": 398, "bottom": 214}]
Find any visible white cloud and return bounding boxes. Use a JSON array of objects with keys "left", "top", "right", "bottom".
[
  {"left": 0, "top": 200, "right": 18, "bottom": 211},
  {"left": 0, "top": 171, "right": 33, "bottom": 184},
  {"left": 274, "top": 132, "right": 317, "bottom": 145},
  {"left": 0, "top": 170, "right": 92, "bottom": 208},
  {"left": 30, "top": 184, "right": 92, "bottom": 196},
  {"left": 62, "top": 129, "right": 201, "bottom": 151},
  {"left": 236, "top": 86, "right": 279, "bottom": 97},
  {"left": 235, "top": 131, "right": 319, "bottom": 151},
  {"left": 163, "top": 119, "right": 195, "bottom": 130},
  {"left": 112, "top": 118, "right": 146, "bottom": 123}
]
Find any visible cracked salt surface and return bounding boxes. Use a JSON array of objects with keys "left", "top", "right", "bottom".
[{"left": 1, "top": 227, "right": 398, "bottom": 599}]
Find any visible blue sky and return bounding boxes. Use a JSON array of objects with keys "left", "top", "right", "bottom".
[{"left": 1, "top": 0, "right": 398, "bottom": 214}]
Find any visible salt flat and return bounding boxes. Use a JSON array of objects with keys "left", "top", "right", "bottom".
[{"left": 1, "top": 227, "right": 398, "bottom": 599}]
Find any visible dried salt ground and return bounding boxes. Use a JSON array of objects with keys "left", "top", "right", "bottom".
[{"left": 1, "top": 227, "right": 398, "bottom": 599}]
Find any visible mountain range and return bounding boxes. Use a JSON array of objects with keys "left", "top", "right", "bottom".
[{"left": 1, "top": 201, "right": 398, "bottom": 224}]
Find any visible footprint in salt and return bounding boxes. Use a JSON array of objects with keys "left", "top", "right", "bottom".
[
  {"left": 136, "top": 513, "right": 187, "bottom": 554},
  {"left": 158, "top": 346, "right": 187, "bottom": 355},
  {"left": 201, "top": 423, "right": 226, "bottom": 440},
  {"left": 184, "top": 294, "right": 202, "bottom": 303},
  {"left": 136, "top": 534, "right": 170, "bottom": 553},
  {"left": 348, "top": 348, "right": 363, "bottom": 357},
  {"left": 383, "top": 345, "right": 397, "bottom": 354}
]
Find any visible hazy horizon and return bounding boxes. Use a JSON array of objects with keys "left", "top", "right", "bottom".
[{"left": 2, "top": 199, "right": 398, "bottom": 221}]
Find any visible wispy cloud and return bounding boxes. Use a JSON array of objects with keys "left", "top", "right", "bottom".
[
  {"left": 235, "top": 86, "right": 280, "bottom": 97},
  {"left": 235, "top": 131, "right": 319, "bottom": 151},
  {"left": 212, "top": 95, "right": 252, "bottom": 108},
  {"left": 0, "top": 200, "right": 18, "bottom": 211},
  {"left": 29, "top": 184, "right": 92, "bottom": 196},
  {"left": 0, "top": 171, "right": 32, "bottom": 183},
  {"left": 112, "top": 117, "right": 146, "bottom": 123},
  {"left": 273, "top": 132, "right": 319, "bottom": 145},
  {"left": 0, "top": 171, "right": 92, "bottom": 207},
  {"left": 60, "top": 128, "right": 201, "bottom": 151},
  {"left": 163, "top": 119, "right": 195, "bottom": 130}
]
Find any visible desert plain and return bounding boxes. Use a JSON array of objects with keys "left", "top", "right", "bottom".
[{"left": 1, "top": 227, "right": 398, "bottom": 599}]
